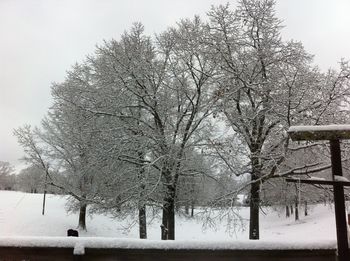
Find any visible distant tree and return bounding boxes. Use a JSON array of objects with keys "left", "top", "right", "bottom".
[
  {"left": 175, "top": 150, "right": 213, "bottom": 216},
  {"left": 17, "top": 165, "right": 45, "bottom": 193},
  {"left": 0, "top": 161, "right": 15, "bottom": 190}
]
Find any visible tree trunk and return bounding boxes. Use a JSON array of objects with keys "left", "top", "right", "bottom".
[
  {"left": 295, "top": 200, "right": 299, "bottom": 221},
  {"left": 167, "top": 185, "right": 176, "bottom": 240},
  {"left": 286, "top": 205, "right": 290, "bottom": 218},
  {"left": 290, "top": 205, "right": 294, "bottom": 215},
  {"left": 137, "top": 150, "right": 147, "bottom": 239},
  {"left": 161, "top": 185, "right": 176, "bottom": 240},
  {"left": 139, "top": 204, "right": 147, "bottom": 239},
  {"left": 304, "top": 200, "right": 308, "bottom": 216},
  {"left": 78, "top": 202, "right": 87, "bottom": 231},
  {"left": 191, "top": 201, "right": 194, "bottom": 217},
  {"left": 249, "top": 176, "right": 260, "bottom": 240},
  {"left": 294, "top": 184, "right": 299, "bottom": 221},
  {"left": 168, "top": 196, "right": 175, "bottom": 240},
  {"left": 161, "top": 206, "right": 168, "bottom": 240}
]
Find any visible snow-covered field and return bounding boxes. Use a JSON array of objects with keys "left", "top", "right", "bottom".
[
  {"left": 0, "top": 188, "right": 336, "bottom": 242},
  {"left": 0, "top": 191, "right": 337, "bottom": 244}
]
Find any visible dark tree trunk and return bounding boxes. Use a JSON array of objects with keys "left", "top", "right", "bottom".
[
  {"left": 168, "top": 197, "right": 175, "bottom": 240},
  {"left": 167, "top": 185, "right": 176, "bottom": 240},
  {"left": 161, "top": 185, "right": 176, "bottom": 240},
  {"left": 161, "top": 206, "right": 168, "bottom": 240},
  {"left": 78, "top": 202, "right": 87, "bottom": 230},
  {"left": 290, "top": 205, "right": 294, "bottom": 215},
  {"left": 304, "top": 200, "right": 308, "bottom": 216},
  {"left": 249, "top": 176, "right": 260, "bottom": 240},
  {"left": 139, "top": 204, "right": 147, "bottom": 239},
  {"left": 137, "top": 149, "right": 147, "bottom": 239},
  {"left": 294, "top": 184, "right": 299, "bottom": 221},
  {"left": 295, "top": 200, "right": 299, "bottom": 221},
  {"left": 286, "top": 205, "right": 290, "bottom": 218},
  {"left": 191, "top": 202, "right": 194, "bottom": 217}
]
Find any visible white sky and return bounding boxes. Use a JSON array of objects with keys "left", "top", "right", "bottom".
[{"left": 1, "top": 0, "right": 350, "bottom": 170}]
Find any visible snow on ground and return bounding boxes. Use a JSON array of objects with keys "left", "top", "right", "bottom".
[{"left": 0, "top": 191, "right": 338, "bottom": 246}]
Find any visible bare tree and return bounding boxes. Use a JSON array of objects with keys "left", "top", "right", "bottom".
[
  {"left": 207, "top": 0, "right": 350, "bottom": 239},
  {"left": 83, "top": 20, "right": 218, "bottom": 240}
]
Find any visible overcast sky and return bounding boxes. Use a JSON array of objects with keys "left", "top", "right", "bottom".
[{"left": 1, "top": 0, "right": 350, "bottom": 170}]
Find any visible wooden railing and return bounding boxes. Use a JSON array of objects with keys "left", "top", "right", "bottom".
[
  {"left": 0, "top": 237, "right": 338, "bottom": 261},
  {"left": 0, "top": 246, "right": 337, "bottom": 261}
]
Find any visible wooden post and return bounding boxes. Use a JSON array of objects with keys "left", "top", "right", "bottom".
[
  {"left": 42, "top": 170, "right": 48, "bottom": 216},
  {"left": 329, "top": 139, "right": 349, "bottom": 261},
  {"left": 287, "top": 125, "right": 350, "bottom": 261}
]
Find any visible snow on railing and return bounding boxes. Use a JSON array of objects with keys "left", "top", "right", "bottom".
[
  {"left": 288, "top": 125, "right": 350, "bottom": 132},
  {"left": 0, "top": 236, "right": 336, "bottom": 251}
]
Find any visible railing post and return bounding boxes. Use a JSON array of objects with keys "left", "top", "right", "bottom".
[{"left": 329, "top": 139, "right": 349, "bottom": 261}]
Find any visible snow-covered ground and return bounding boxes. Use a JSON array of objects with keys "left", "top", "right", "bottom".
[{"left": 0, "top": 191, "right": 337, "bottom": 244}]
